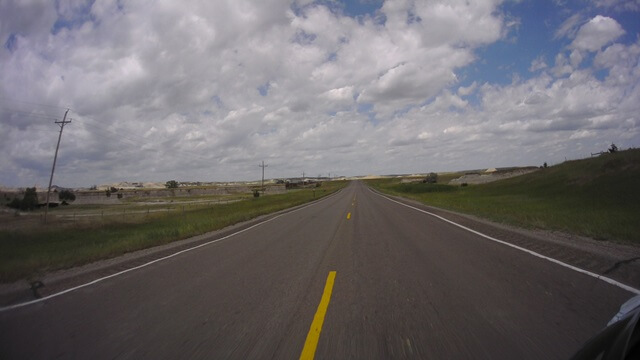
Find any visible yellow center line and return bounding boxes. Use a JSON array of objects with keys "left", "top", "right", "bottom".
[
  {"left": 346, "top": 212, "right": 351, "bottom": 219},
  {"left": 300, "top": 271, "right": 337, "bottom": 360}
]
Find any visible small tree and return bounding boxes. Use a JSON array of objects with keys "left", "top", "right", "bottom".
[
  {"left": 59, "top": 190, "right": 76, "bottom": 203},
  {"left": 165, "top": 180, "right": 179, "bottom": 189},
  {"left": 19, "top": 187, "right": 39, "bottom": 211},
  {"left": 543, "top": 162, "right": 548, "bottom": 168},
  {"left": 424, "top": 172, "right": 438, "bottom": 184},
  {"left": 609, "top": 143, "right": 618, "bottom": 153}
]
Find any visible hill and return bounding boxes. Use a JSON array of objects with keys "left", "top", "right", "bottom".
[{"left": 367, "top": 149, "right": 640, "bottom": 243}]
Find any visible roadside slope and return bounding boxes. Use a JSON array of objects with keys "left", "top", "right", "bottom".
[{"left": 367, "top": 149, "right": 640, "bottom": 244}]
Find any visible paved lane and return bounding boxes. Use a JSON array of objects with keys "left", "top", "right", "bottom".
[
  {"left": 316, "top": 182, "right": 633, "bottom": 359},
  {"left": 0, "top": 181, "right": 635, "bottom": 359}
]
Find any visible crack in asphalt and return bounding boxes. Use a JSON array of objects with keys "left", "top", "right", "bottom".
[{"left": 603, "top": 257, "right": 640, "bottom": 275}]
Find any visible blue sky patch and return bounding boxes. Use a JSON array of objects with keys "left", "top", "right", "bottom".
[
  {"left": 258, "top": 82, "right": 270, "bottom": 97},
  {"left": 4, "top": 33, "right": 18, "bottom": 52}
]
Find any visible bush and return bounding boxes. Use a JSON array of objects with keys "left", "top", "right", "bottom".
[
  {"left": 7, "top": 187, "right": 39, "bottom": 211},
  {"left": 7, "top": 198, "right": 21, "bottom": 209},
  {"left": 424, "top": 172, "right": 438, "bottom": 184},
  {"left": 22, "top": 187, "right": 38, "bottom": 210},
  {"left": 253, "top": 189, "right": 260, "bottom": 198},
  {"left": 165, "top": 180, "right": 179, "bottom": 189},
  {"left": 59, "top": 190, "right": 76, "bottom": 202}
]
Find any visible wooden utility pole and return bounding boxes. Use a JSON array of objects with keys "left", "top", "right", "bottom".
[
  {"left": 259, "top": 161, "right": 268, "bottom": 192},
  {"left": 44, "top": 109, "right": 71, "bottom": 223}
]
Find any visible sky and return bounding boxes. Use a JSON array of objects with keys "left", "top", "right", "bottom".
[{"left": 1, "top": 0, "right": 639, "bottom": 188}]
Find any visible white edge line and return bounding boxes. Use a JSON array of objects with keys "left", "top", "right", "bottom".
[
  {"left": 371, "top": 189, "right": 640, "bottom": 295},
  {"left": 0, "top": 190, "right": 342, "bottom": 312}
]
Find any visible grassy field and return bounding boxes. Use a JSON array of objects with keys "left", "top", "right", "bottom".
[
  {"left": 366, "top": 149, "right": 640, "bottom": 244},
  {"left": 0, "top": 181, "right": 348, "bottom": 282}
]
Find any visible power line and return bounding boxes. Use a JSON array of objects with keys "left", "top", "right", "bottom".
[{"left": 0, "top": 108, "right": 58, "bottom": 120}]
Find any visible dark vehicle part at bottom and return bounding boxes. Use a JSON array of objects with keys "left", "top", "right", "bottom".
[{"left": 570, "top": 295, "right": 640, "bottom": 360}]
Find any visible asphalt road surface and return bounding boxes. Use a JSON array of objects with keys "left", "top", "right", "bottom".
[{"left": 0, "top": 181, "right": 636, "bottom": 359}]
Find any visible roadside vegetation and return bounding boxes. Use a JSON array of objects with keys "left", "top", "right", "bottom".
[
  {"left": 0, "top": 181, "right": 348, "bottom": 282},
  {"left": 366, "top": 149, "right": 640, "bottom": 244}
]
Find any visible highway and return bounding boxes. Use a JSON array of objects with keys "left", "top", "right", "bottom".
[{"left": 0, "top": 181, "right": 635, "bottom": 359}]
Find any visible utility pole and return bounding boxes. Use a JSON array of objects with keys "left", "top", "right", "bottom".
[
  {"left": 44, "top": 109, "right": 71, "bottom": 223},
  {"left": 259, "top": 161, "right": 268, "bottom": 192}
]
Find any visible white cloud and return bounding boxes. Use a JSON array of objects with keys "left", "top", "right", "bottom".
[
  {"left": 594, "top": 42, "right": 640, "bottom": 86},
  {"left": 570, "top": 15, "right": 625, "bottom": 52},
  {"left": 458, "top": 82, "right": 478, "bottom": 96},
  {"left": 551, "top": 53, "right": 574, "bottom": 77},
  {"left": 554, "top": 13, "right": 583, "bottom": 40},
  {"left": 529, "top": 56, "right": 548, "bottom": 72},
  {"left": 569, "top": 49, "right": 584, "bottom": 67},
  {"left": 0, "top": 0, "right": 56, "bottom": 48},
  {"left": 0, "top": 1, "right": 638, "bottom": 187}
]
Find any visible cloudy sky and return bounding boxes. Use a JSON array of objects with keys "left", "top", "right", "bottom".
[{"left": 1, "top": 0, "right": 639, "bottom": 187}]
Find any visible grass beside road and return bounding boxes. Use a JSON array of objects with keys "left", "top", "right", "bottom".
[
  {"left": 0, "top": 182, "right": 348, "bottom": 282},
  {"left": 366, "top": 149, "right": 640, "bottom": 244}
]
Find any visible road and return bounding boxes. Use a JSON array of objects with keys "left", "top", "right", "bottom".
[{"left": 0, "top": 181, "right": 635, "bottom": 359}]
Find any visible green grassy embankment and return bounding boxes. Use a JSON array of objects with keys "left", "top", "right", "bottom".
[
  {"left": 366, "top": 149, "right": 640, "bottom": 244},
  {"left": 0, "top": 182, "right": 348, "bottom": 282}
]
